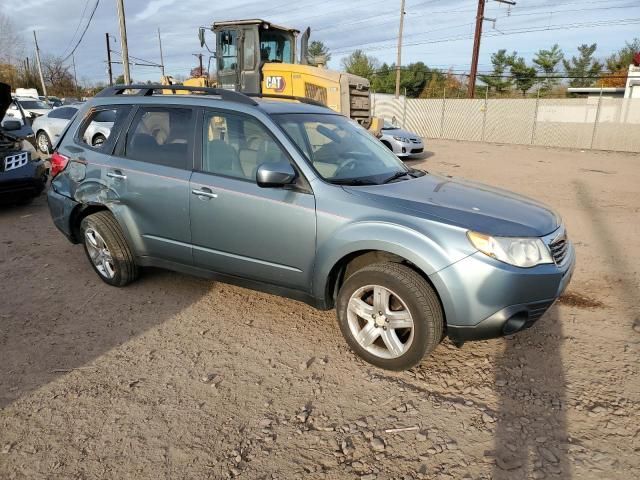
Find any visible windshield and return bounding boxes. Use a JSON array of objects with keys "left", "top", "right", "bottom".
[
  {"left": 382, "top": 121, "right": 399, "bottom": 130},
  {"left": 274, "top": 113, "right": 409, "bottom": 185},
  {"left": 19, "top": 100, "right": 51, "bottom": 110},
  {"left": 259, "top": 30, "right": 293, "bottom": 63}
]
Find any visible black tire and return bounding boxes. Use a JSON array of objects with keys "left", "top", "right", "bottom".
[
  {"left": 336, "top": 262, "right": 443, "bottom": 371},
  {"left": 380, "top": 140, "right": 393, "bottom": 151},
  {"left": 92, "top": 134, "right": 107, "bottom": 147},
  {"left": 80, "top": 211, "right": 139, "bottom": 287},
  {"left": 36, "top": 131, "right": 52, "bottom": 154}
]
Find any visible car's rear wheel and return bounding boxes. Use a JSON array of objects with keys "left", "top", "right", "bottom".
[
  {"left": 80, "top": 211, "right": 139, "bottom": 286},
  {"left": 36, "top": 131, "right": 52, "bottom": 153},
  {"left": 336, "top": 262, "right": 443, "bottom": 371},
  {"left": 92, "top": 134, "right": 107, "bottom": 147}
]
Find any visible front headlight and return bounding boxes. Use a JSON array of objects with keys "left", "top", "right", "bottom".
[
  {"left": 393, "top": 136, "right": 409, "bottom": 142},
  {"left": 467, "top": 231, "right": 553, "bottom": 268}
]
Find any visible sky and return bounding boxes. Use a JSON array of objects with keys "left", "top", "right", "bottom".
[{"left": 3, "top": 0, "right": 640, "bottom": 85}]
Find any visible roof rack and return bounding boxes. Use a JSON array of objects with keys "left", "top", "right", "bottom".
[
  {"left": 244, "top": 93, "right": 326, "bottom": 108},
  {"left": 95, "top": 84, "right": 258, "bottom": 106}
]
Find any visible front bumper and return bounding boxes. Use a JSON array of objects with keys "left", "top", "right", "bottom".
[
  {"left": 395, "top": 139, "right": 425, "bottom": 157},
  {"left": 430, "top": 238, "right": 575, "bottom": 343},
  {"left": 0, "top": 158, "right": 47, "bottom": 202}
]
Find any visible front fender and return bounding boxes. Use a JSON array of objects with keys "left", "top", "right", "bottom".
[{"left": 312, "top": 220, "right": 471, "bottom": 300}]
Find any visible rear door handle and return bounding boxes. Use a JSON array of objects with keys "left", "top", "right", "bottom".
[
  {"left": 192, "top": 187, "right": 218, "bottom": 199},
  {"left": 107, "top": 170, "right": 126, "bottom": 180}
]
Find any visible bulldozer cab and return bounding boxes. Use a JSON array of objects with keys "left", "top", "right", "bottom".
[{"left": 213, "top": 19, "right": 299, "bottom": 93}]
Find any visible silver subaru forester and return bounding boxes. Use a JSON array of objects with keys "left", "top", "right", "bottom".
[{"left": 48, "top": 85, "right": 574, "bottom": 371}]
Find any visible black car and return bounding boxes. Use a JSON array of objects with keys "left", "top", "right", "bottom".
[{"left": 0, "top": 83, "right": 47, "bottom": 204}]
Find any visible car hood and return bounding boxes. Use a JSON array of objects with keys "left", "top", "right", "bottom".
[
  {"left": 381, "top": 127, "right": 419, "bottom": 139},
  {"left": 0, "top": 82, "right": 11, "bottom": 121},
  {"left": 344, "top": 173, "right": 560, "bottom": 237}
]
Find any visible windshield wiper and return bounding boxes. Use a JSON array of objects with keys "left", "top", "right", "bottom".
[
  {"left": 330, "top": 178, "right": 378, "bottom": 186},
  {"left": 382, "top": 170, "right": 411, "bottom": 184}
]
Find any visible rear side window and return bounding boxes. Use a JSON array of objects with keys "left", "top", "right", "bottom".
[
  {"left": 77, "top": 106, "right": 131, "bottom": 151},
  {"left": 124, "top": 107, "right": 194, "bottom": 169}
]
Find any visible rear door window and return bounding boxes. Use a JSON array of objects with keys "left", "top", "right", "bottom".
[
  {"left": 76, "top": 106, "right": 131, "bottom": 151},
  {"left": 124, "top": 107, "right": 195, "bottom": 170}
]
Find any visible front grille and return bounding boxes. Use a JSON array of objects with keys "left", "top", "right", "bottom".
[
  {"left": 305, "top": 83, "right": 328, "bottom": 106},
  {"left": 549, "top": 235, "right": 569, "bottom": 264},
  {"left": 348, "top": 82, "right": 371, "bottom": 128},
  {"left": 3, "top": 151, "right": 29, "bottom": 172}
]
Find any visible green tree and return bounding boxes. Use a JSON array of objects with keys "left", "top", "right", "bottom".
[
  {"left": 605, "top": 38, "right": 640, "bottom": 72},
  {"left": 341, "top": 49, "right": 378, "bottom": 80},
  {"left": 479, "top": 49, "right": 516, "bottom": 95},
  {"left": 114, "top": 74, "right": 133, "bottom": 84},
  {"left": 307, "top": 40, "right": 331, "bottom": 66},
  {"left": 509, "top": 56, "right": 537, "bottom": 96},
  {"left": 562, "top": 43, "right": 602, "bottom": 87},
  {"left": 533, "top": 44, "right": 564, "bottom": 92}
]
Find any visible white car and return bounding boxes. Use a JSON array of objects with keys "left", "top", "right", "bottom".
[
  {"left": 32, "top": 105, "right": 80, "bottom": 153},
  {"left": 378, "top": 121, "right": 425, "bottom": 159},
  {"left": 32, "top": 105, "right": 113, "bottom": 153},
  {"left": 11, "top": 97, "right": 52, "bottom": 122}
]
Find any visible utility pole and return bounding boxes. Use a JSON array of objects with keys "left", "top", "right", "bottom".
[
  {"left": 395, "top": 0, "right": 406, "bottom": 98},
  {"left": 158, "top": 28, "right": 165, "bottom": 77},
  {"left": 72, "top": 54, "right": 79, "bottom": 96},
  {"left": 115, "top": 0, "right": 131, "bottom": 84},
  {"left": 468, "top": 0, "right": 516, "bottom": 98},
  {"left": 193, "top": 53, "right": 204, "bottom": 76},
  {"left": 105, "top": 33, "right": 114, "bottom": 86},
  {"left": 33, "top": 31, "right": 48, "bottom": 99}
]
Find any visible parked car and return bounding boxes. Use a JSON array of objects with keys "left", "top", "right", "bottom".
[
  {"left": 379, "top": 121, "right": 425, "bottom": 158},
  {"left": 11, "top": 97, "right": 52, "bottom": 123},
  {"left": 33, "top": 105, "right": 80, "bottom": 153},
  {"left": 47, "top": 85, "right": 575, "bottom": 371},
  {"left": 40, "top": 95, "right": 63, "bottom": 108},
  {"left": 0, "top": 83, "right": 47, "bottom": 204}
]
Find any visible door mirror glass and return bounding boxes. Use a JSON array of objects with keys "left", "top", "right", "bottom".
[
  {"left": 198, "top": 27, "right": 206, "bottom": 48},
  {"left": 256, "top": 161, "right": 296, "bottom": 188},
  {"left": 2, "top": 120, "right": 21, "bottom": 131}
]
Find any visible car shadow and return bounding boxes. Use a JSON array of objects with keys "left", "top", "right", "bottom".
[
  {"left": 491, "top": 306, "right": 571, "bottom": 479},
  {"left": 0, "top": 197, "right": 211, "bottom": 408},
  {"left": 573, "top": 180, "right": 639, "bottom": 331}
]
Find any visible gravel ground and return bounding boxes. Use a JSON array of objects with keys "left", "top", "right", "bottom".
[{"left": 1, "top": 140, "right": 638, "bottom": 479}]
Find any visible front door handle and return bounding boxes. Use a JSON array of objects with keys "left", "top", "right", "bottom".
[
  {"left": 107, "top": 170, "right": 126, "bottom": 180},
  {"left": 192, "top": 187, "right": 218, "bottom": 199}
]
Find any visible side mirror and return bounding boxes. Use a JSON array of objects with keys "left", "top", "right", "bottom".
[
  {"left": 256, "top": 162, "right": 296, "bottom": 188},
  {"left": 198, "top": 27, "right": 206, "bottom": 48}
]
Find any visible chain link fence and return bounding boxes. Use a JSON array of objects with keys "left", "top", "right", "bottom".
[{"left": 372, "top": 93, "right": 640, "bottom": 153}]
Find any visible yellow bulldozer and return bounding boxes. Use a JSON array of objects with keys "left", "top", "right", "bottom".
[{"left": 182, "top": 19, "right": 380, "bottom": 133}]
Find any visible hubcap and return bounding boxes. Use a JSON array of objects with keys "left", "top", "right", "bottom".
[
  {"left": 37, "top": 133, "right": 48, "bottom": 152},
  {"left": 347, "top": 285, "right": 414, "bottom": 359},
  {"left": 84, "top": 228, "right": 115, "bottom": 279}
]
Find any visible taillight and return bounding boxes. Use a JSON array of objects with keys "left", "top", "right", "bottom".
[{"left": 50, "top": 151, "right": 69, "bottom": 177}]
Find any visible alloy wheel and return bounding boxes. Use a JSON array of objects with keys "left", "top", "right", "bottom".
[
  {"left": 84, "top": 228, "right": 115, "bottom": 279},
  {"left": 346, "top": 284, "right": 414, "bottom": 359}
]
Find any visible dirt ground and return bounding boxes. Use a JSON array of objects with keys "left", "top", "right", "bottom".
[{"left": 1, "top": 140, "right": 638, "bottom": 479}]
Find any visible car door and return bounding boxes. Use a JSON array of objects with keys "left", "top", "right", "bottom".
[
  {"left": 78, "top": 105, "right": 195, "bottom": 265},
  {"left": 189, "top": 108, "right": 316, "bottom": 290}
]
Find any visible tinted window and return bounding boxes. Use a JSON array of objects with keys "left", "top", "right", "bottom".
[
  {"left": 19, "top": 100, "right": 51, "bottom": 110},
  {"left": 77, "top": 106, "right": 130, "bottom": 150},
  {"left": 49, "top": 107, "right": 78, "bottom": 120},
  {"left": 125, "top": 107, "right": 194, "bottom": 169},
  {"left": 243, "top": 29, "right": 256, "bottom": 70},
  {"left": 202, "top": 110, "right": 288, "bottom": 180},
  {"left": 218, "top": 30, "right": 238, "bottom": 71},
  {"left": 94, "top": 110, "right": 116, "bottom": 122}
]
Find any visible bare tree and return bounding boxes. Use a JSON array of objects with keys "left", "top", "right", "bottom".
[{"left": 0, "top": 11, "right": 25, "bottom": 85}]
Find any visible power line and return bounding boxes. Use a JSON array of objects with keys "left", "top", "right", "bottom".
[
  {"left": 62, "top": 0, "right": 100, "bottom": 63},
  {"left": 332, "top": 17, "right": 640, "bottom": 54},
  {"left": 60, "top": 0, "right": 92, "bottom": 59}
]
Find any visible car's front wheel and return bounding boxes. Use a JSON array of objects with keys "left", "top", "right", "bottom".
[
  {"left": 336, "top": 262, "right": 443, "bottom": 371},
  {"left": 80, "top": 211, "right": 139, "bottom": 287},
  {"left": 36, "top": 131, "right": 52, "bottom": 153}
]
